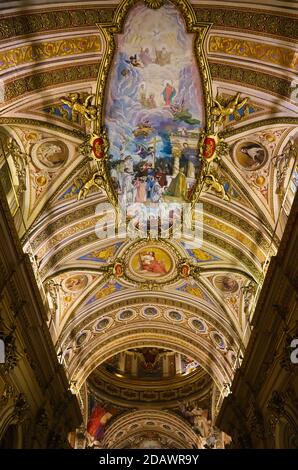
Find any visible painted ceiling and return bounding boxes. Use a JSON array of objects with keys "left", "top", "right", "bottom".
[{"left": 0, "top": 0, "right": 297, "bottom": 449}]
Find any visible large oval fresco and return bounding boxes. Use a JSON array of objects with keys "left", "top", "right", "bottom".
[{"left": 105, "top": 2, "right": 205, "bottom": 205}]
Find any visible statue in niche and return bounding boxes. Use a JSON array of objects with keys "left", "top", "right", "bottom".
[
  {"left": 178, "top": 402, "right": 211, "bottom": 437},
  {"left": 272, "top": 139, "right": 297, "bottom": 195},
  {"left": 44, "top": 279, "right": 60, "bottom": 314},
  {"left": 241, "top": 280, "right": 257, "bottom": 316},
  {"left": 6, "top": 137, "right": 28, "bottom": 195}
]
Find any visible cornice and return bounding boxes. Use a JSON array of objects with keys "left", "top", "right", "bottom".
[
  {"left": 0, "top": 7, "right": 116, "bottom": 41},
  {"left": 87, "top": 365, "right": 212, "bottom": 408},
  {"left": 194, "top": 6, "right": 298, "bottom": 40},
  {"left": 3, "top": 62, "right": 99, "bottom": 102},
  {"left": 1, "top": 5, "right": 296, "bottom": 42},
  {"left": 221, "top": 117, "right": 298, "bottom": 139},
  {"left": 210, "top": 62, "right": 292, "bottom": 98},
  {"left": 0, "top": 117, "right": 85, "bottom": 139}
]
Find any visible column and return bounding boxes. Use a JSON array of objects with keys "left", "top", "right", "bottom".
[
  {"left": 175, "top": 353, "right": 182, "bottom": 375},
  {"left": 172, "top": 146, "right": 181, "bottom": 177}
]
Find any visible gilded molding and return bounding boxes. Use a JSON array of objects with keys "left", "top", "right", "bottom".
[
  {"left": 0, "top": 36, "right": 102, "bottom": 73},
  {"left": 202, "top": 202, "right": 271, "bottom": 250},
  {"left": 210, "top": 62, "right": 292, "bottom": 98},
  {"left": 0, "top": 117, "right": 85, "bottom": 139},
  {"left": 202, "top": 214, "right": 266, "bottom": 262},
  {"left": 28, "top": 196, "right": 271, "bottom": 254},
  {"left": 69, "top": 327, "right": 230, "bottom": 388},
  {"left": 195, "top": 7, "right": 298, "bottom": 39},
  {"left": 4, "top": 62, "right": 99, "bottom": 102},
  {"left": 0, "top": 8, "right": 115, "bottom": 41},
  {"left": 144, "top": 0, "right": 165, "bottom": 8},
  {"left": 63, "top": 296, "right": 237, "bottom": 345},
  {"left": 221, "top": 117, "right": 298, "bottom": 139},
  {"left": 37, "top": 224, "right": 261, "bottom": 282},
  {"left": 28, "top": 202, "right": 96, "bottom": 248},
  {"left": 1, "top": 6, "right": 296, "bottom": 42},
  {"left": 88, "top": 366, "right": 211, "bottom": 406},
  {"left": 209, "top": 36, "right": 298, "bottom": 71},
  {"left": 39, "top": 231, "right": 99, "bottom": 277},
  {"left": 204, "top": 231, "right": 262, "bottom": 282}
]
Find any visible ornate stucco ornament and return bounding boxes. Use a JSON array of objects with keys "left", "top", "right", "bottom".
[
  {"left": 144, "top": 0, "right": 165, "bottom": 8},
  {"left": 60, "top": 93, "right": 98, "bottom": 122},
  {"left": 211, "top": 93, "right": 248, "bottom": 126}
]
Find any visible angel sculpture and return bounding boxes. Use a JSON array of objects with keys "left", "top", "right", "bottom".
[
  {"left": 178, "top": 402, "right": 211, "bottom": 437},
  {"left": 242, "top": 280, "right": 256, "bottom": 315},
  {"left": 78, "top": 172, "right": 105, "bottom": 200},
  {"left": 272, "top": 139, "right": 297, "bottom": 195},
  {"left": 204, "top": 174, "right": 230, "bottom": 201},
  {"left": 211, "top": 93, "right": 248, "bottom": 125},
  {"left": 6, "top": 137, "right": 28, "bottom": 195},
  {"left": 61, "top": 93, "right": 98, "bottom": 122},
  {"left": 43, "top": 279, "right": 60, "bottom": 313}
]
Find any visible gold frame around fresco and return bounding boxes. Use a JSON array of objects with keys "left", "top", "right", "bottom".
[{"left": 94, "top": 0, "right": 213, "bottom": 208}]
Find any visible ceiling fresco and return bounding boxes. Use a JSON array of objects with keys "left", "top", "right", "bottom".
[{"left": 0, "top": 0, "right": 297, "bottom": 449}]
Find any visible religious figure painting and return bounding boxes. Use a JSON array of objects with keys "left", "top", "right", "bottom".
[
  {"left": 105, "top": 2, "right": 204, "bottom": 206},
  {"left": 213, "top": 275, "right": 239, "bottom": 293},
  {"left": 86, "top": 396, "right": 119, "bottom": 445},
  {"left": 233, "top": 141, "right": 268, "bottom": 171},
  {"left": 130, "top": 246, "right": 173, "bottom": 279},
  {"left": 32, "top": 139, "right": 68, "bottom": 171},
  {"left": 63, "top": 274, "right": 89, "bottom": 292}
]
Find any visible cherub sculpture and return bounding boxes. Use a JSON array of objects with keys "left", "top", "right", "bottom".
[
  {"left": 204, "top": 174, "right": 230, "bottom": 201},
  {"left": 61, "top": 93, "right": 98, "bottom": 122},
  {"left": 211, "top": 93, "right": 248, "bottom": 125},
  {"left": 78, "top": 171, "right": 105, "bottom": 200}
]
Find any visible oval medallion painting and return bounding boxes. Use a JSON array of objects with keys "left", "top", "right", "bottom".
[
  {"left": 105, "top": 2, "right": 205, "bottom": 204},
  {"left": 32, "top": 139, "right": 68, "bottom": 172},
  {"left": 233, "top": 141, "right": 268, "bottom": 171},
  {"left": 129, "top": 246, "right": 174, "bottom": 281}
]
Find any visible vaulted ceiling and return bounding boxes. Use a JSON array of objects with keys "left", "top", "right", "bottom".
[{"left": 0, "top": 0, "right": 297, "bottom": 449}]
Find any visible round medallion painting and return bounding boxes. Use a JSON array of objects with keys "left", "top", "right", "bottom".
[
  {"left": 129, "top": 245, "right": 174, "bottom": 281},
  {"left": 32, "top": 139, "right": 68, "bottom": 171},
  {"left": 118, "top": 309, "right": 135, "bottom": 321},
  {"left": 213, "top": 275, "right": 239, "bottom": 293},
  {"left": 143, "top": 306, "right": 159, "bottom": 317},
  {"left": 62, "top": 274, "right": 89, "bottom": 293},
  {"left": 233, "top": 141, "right": 268, "bottom": 171}
]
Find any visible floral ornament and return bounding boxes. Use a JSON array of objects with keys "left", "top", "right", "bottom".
[{"left": 144, "top": 0, "right": 165, "bottom": 9}]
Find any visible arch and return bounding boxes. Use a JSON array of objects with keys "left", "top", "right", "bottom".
[
  {"left": 68, "top": 324, "right": 232, "bottom": 392},
  {"left": 102, "top": 409, "right": 199, "bottom": 449},
  {"left": 0, "top": 405, "right": 23, "bottom": 449}
]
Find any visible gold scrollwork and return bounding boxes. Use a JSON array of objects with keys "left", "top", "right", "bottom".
[{"left": 144, "top": 0, "right": 165, "bottom": 8}]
